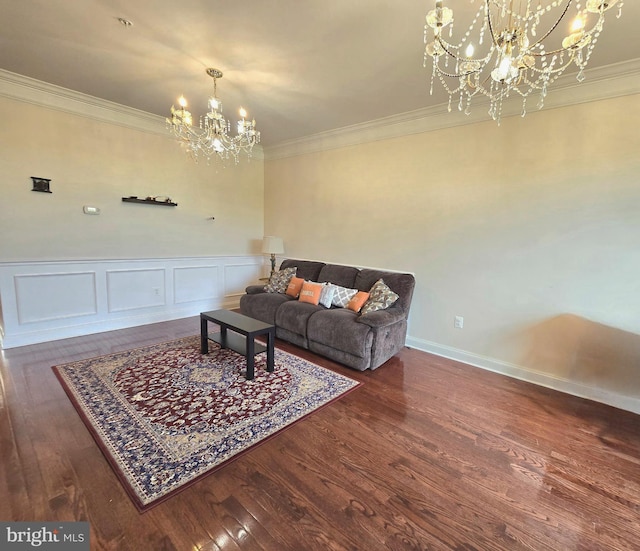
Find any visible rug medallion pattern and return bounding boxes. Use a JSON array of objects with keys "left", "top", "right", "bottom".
[{"left": 53, "top": 335, "right": 360, "bottom": 510}]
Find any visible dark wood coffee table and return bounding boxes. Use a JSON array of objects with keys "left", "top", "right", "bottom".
[{"left": 200, "top": 309, "right": 275, "bottom": 380}]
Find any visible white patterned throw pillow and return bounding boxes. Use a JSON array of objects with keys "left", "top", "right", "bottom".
[
  {"left": 331, "top": 285, "right": 358, "bottom": 308},
  {"left": 319, "top": 283, "right": 336, "bottom": 308},
  {"left": 265, "top": 267, "right": 297, "bottom": 293}
]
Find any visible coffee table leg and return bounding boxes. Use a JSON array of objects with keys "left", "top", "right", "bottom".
[
  {"left": 267, "top": 329, "right": 274, "bottom": 372},
  {"left": 246, "top": 338, "right": 255, "bottom": 380},
  {"left": 200, "top": 316, "right": 209, "bottom": 354}
]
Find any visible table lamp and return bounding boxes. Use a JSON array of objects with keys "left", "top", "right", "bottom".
[{"left": 262, "top": 236, "right": 284, "bottom": 276}]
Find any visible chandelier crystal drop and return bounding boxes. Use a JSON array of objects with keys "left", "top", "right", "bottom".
[
  {"left": 423, "top": 0, "right": 624, "bottom": 124},
  {"left": 166, "top": 68, "right": 260, "bottom": 163}
]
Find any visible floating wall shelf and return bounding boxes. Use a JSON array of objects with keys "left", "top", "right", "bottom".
[{"left": 122, "top": 197, "right": 177, "bottom": 207}]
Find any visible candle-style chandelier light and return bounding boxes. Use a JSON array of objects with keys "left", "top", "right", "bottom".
[
  {"left": 166, "top": 68, "right": 260, "bottom": 163},
  {"left": 423, "top": 0, "right": 624, "bottom": 123}
]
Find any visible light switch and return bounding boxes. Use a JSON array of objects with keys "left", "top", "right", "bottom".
[{"left": 83, "top": 206, "right": 100, "bottom": 215}]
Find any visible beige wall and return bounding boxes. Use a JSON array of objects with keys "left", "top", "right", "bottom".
[
  {"left": 265, "top": 94, "right": 640, "bottom": 403},
  {"left": 2, "top": 82, "right": 639, "bottom": 408},
  {"left": 0, "top": 96, "right": 264, "bottom": 261}
]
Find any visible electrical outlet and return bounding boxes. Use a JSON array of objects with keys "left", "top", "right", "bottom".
[
  {"left": 153, "top": 287, "right": 161, "bottom": 296},
  {"left": 454, "top": 316, "right": 464, "bottom": 329}
]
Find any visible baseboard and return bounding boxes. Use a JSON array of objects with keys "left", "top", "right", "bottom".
[{"left": 405, "top": 336, "right": 640, "bottom": 416}]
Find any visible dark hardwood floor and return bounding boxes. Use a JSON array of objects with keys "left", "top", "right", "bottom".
[{"left": 1, "top": 317, "right": 639, "bottom": 550}]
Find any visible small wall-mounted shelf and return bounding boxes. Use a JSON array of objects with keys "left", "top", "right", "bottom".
[{"left": 122, "top": 197, "right": 177, "bottom": 207}]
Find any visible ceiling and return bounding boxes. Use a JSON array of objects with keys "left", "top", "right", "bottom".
[{"left": 0, "top": 1, "right": 637, "bottom": 147}]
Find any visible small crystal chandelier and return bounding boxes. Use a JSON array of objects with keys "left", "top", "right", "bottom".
[
  {"left": 423, "top": 0, "right": 624, "bottom": 123},
  {"left": 166, "top": 68, "right": 260, "bottom": 163}
]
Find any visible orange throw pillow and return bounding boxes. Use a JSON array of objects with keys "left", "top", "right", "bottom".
[
  {"left": 286, "top": 276, "right": 304, "bottom": 298},
  {"left": 347, "top": 291, "right": 370, "bottom": 313},
  {"left": 298, "top": 281, "right": 323, "bottom": 305}
]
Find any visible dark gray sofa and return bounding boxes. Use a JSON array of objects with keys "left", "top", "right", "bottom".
[{"left": 239, "top": 259, "right": 415, "bottom": 371}]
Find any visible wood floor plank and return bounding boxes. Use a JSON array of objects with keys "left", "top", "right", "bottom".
[{"left": 1, "top": 316, "right": 639, "bottom": 550}]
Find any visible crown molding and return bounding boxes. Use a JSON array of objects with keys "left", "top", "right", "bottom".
[
  {"left": 0, "top": 68, "right": 265, "bottom": 160},
  {"left": 264, "top": 58, "right": 640, "bottom": 161},
  {"left": 0, "top": 68, "right": 167, "bottom": 135},
  {"left": 1, "top": 59, "right": 637, "bottom": 163}
]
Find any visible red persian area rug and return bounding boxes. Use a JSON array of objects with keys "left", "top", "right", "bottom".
[{"left": 52, "top": 335, "right": 361, "bottom": 512}]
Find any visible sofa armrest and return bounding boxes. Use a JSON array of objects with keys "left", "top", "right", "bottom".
[
  {"left": 356, "top": 307, "right": 405, "bottom": 328},
  {"left": 245, "top": 284, "right": 266, "bottom": 294}
]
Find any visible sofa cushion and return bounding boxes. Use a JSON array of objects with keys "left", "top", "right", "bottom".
[
  {"left": 357, "top": 306, "right": 405, "bottom": 328},
  {"left": 275, "top": 300, "right": 324, "bottom": 337},
  {"left": 317, "top": 264, "right": 359, "bottom": 288},
  {"left": 307, "top": 309, "right": 373, "bottom": 359},
  {"left": 360, "top": 278, "right": 399, "bottom": 315},
  {"left": 280, "top": 259, "right": 325, "bottom": 282},
  {"left": 239, "top": 292, "right": 294, "bottom": 325},
  {"left": 265, "top": 267, "right": 296, "bottom": 293}
]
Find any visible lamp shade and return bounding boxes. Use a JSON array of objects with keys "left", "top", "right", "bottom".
[{"left": 262, "top": 236, "right": 284, "bottom": 255}]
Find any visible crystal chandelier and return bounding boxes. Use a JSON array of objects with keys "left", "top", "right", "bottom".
[
  {"left": 166, "top": 68, "right": 260, "bottom": 163},
  {"left": 423, "top": 1, "right": 624, "bottom": 123}
]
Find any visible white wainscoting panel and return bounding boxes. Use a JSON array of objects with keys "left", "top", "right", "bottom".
[
  {"left": 224, "top": 263, "right": 262, "bottom": 297},
  {"left": 15, "top": 271, "right": 97, "bottom": 323},
  {"left": 174, "top": 266, "right": 219, "bottom": 305},
  {"left": 0, "top": 256, "right": 264, "bottom": 348},
  {"left": 106, "top": 268, "right": 166, "bottom": 313}
]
